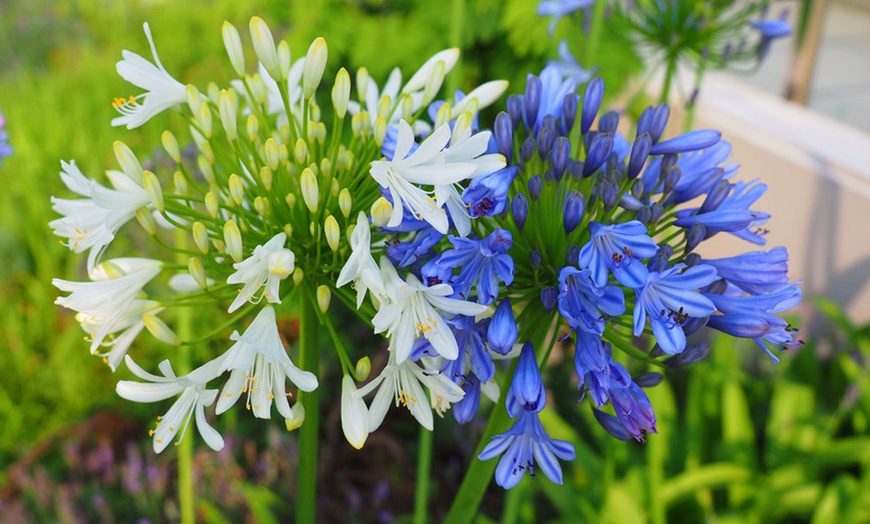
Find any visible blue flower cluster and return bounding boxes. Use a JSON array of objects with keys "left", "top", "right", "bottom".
[{"left": 0, "top": 109, "right": 12, "bottom": 166}]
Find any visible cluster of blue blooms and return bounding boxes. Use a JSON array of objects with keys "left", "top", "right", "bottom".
[
  {"left": 0, "top": 109, "right": 12, "bottom": 166},
  {"left": 366, "top": 64, "right": 801, "bottom": 489}
]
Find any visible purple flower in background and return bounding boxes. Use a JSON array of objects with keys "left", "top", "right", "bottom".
[
  {"left": 751, "top": 12, "right": 792, "bottom": 60},
  {"left": 0, "top": 109, "right": 12, "bottom": 165},
  {"left": 537, "top": 0, "right": 595, "bottom": 35},
  {"left": 548, "top": 40, "right": 593, "bottom": 86}
]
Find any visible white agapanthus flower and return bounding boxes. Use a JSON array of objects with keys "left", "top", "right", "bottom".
[
  {"left": 372, "top": 257, "right": 487, "bottom": 363},
  {"left": 226, "top": 232, "right": 294, "bottom": 313},
  {"left": 401, "top": 48, "right": 460, "bottom": 95},
  {"left": 49, "top": 161, "right": 150, "bottom": 272},
  {"left": 336, "top": 212, "right": 386, "bottom": 308},
  {"left": 369, "top": 120, "right": 504, "bottom": 234},
  {"left": 53, "top": 258, "right": 162, "bottom": 356},
  {"left": 215, "top": 306, "right": 318, "bottom": 419},
  {"left": 78, "top": 299, "right": 163, "bottom": 371},
  {"left": 112, "top": 23, "right": 187, "bottom": 129},
  {"left": 353, "top": 350, "right": 465, "bottom": 432},
  {"left": 341, "top": 374, "right": 369, "bottom": 449},
  {"left": 116, "top": 355, "right": 224, "bottom": 453}
]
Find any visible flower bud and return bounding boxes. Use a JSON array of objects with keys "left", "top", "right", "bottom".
[
  {"left": 649, "top": 104, "right": 670, "bottom": 143},
  {"left": 207, "top": 82, "right": 220, "bottom": 105},
  {"left": 488, "top": 298, "right": 518, "bottom": 355},
  {"left": 264, "top": 138, "right": 280, "bottom": 171},
  {"left": 195, "top": 101, "right": 213, "bottom": 139},
  {"left": 277, "top": 40, "right": 291, "bottom": 80},
  {"left": 566, "top": 244, "right": 580, "bottom": 266},
  {"left": 161, "top": 131, "right": 181, "bottom": 163},
  {"left": 493, "top": 112, "right": 513, "bottom": 161},
  {"left": 253, "top": 196, "right": 270, "bottom": 216},
  {"left": 332, "top": 67, "right": 351, "bottom": 118},
  {"left": 250, "top": 73, "right": 268, "bottom": 104},
  {"left": 377, "top": 95, "right": 392, "bottom": 121},
  {"left": 324, "top": 215, "right": 340, "bottom": 251},
  {"left": 173, "top": 171, "right": 187, "bottom": 195},
  {"left": 142, "top": 170, "right": 164, "bottom": 212},
  {"left": 284, "top": 224, "right": 293, "bottom": 237},
  {"left": 699, "top": 180, "right": 731, "bottom": 214},
  {"left": 373, "top": 116, "right": 387, "bottom": 147},
  {"left": 550, "top": 137, "right": 571, "bottom": 179},
  {"left": 341, "top": 375, "right": 368, "bottom": 449},
  {"left": 285, "top": 403, "right": 306, "bottom": 431},
  {"left": 599, "top": 111, "right": 619, "bottom": 134},
  {"left": 524, "top": 75, "right": 541, "bottom": 129},
  {"left": 540, "top": 286, "right": 558, "bottom": 312},
  {"left": 228, "top": 174, "right": 245, "bottom": 206},
  {"left": 197, "top": 155, "right": 215, "bottom": 185},
  {"left": 292, "top": 267, "right": 304, "bottom": 285},
  {"left": 421, "top": 61, "right": 446, "bottom": 107},
  {"left": 650, "top": 129, "right": 721, "bottom": 155},
  {"left": 113, "top": 141, "right": 144, "bottom": 185},
  {"left": 259, "top": 166, "right": 273, "bottom": 191},
  {"left": 401, "top": 94, "right": 414, "bottom": 122},
  {"left": 563, "top": 92, "right": 578, "bottom": 133},
  {"left": 249, "top": 17, "right": 281, "bottom": 82},
  {"left": 403, "top": 48, "right": 459, "bottom": 94},
  {"left": 285, "top": 192, "right": 297, "bottom": 209},
  {"left": 300, "top": 168, "right": 319, "bottom": 214},
  {"left": 144, "top": 315, "right": 181, "bottom": 345},
  {"left": 356, "top": 67, "right": 369, "bottom": 102},
  {"left": 511, "top": 193, "right": 528, "bottom": 230},
  {"left": 188, "top": 257, "right": 208, "bottom": 289},
  {"left": 218, "top": 89, "right": 238, "bottom": 142},
  {"left": 520, "top": 136, "right": 535, "bottom": 163},
  {"left": 354, "top": 357, "right": 371, "bottom": 382},
  {"left": 316, "top": 284, "right": 331, "bottom": 313},
  {"left": 135, "top": 208, "right": 156, "bottom": 236},
  {"left": 536, "top": 126, "right": 554, "bottom": 159},
  {"left": 506, "top": 94, "right": 523, "bottom": 129},
  {"left": 222, "top": 21, "right": 245, "bottom": 76},
  {"left": 435, "top": 103, "right": 452, "bottom": 130},
  {"left": 246, "top": 114, "right": 259, "bottom": 141},
  {"left": 563, "top": 190, "right": 585, "bottom": 234},
  {"left": 191, "top": 221, "right": 209, "bottom": 253},
  {"left": 529, "top": 250, "right": 542, "bottom": 270},
  {"left": 204, "top": 192, "right": 219, "bottom": 218},
  {"left": 303, "top": 37, "right": 328, "bottom": 99},
  {"left": 581, "top": 77, "right": 604, "bottom": 134},
  {"left": 223, "top": 220, "right": 243, "bottom": 262},
  {"left": 527, "top": 174, "right": 543, "bottom": 201},
  {"left": 451, "top": 112, "right": 473, "bottom": 146},
  {"left": 267, "top": 248, "right": 295, "bottom": 278},
  {"left": 371, "top": 197, "right": 392, "bottom": 227},
  {"left": 582, "top": 133, "right": 614, "bottom": 177},
  {"left": 453, "top": 80, "right": 509, "bottom": 116},
  {"left": 685, "top": 224, "right": 706, "bottom": 253}
]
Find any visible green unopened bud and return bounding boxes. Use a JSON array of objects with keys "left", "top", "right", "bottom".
[
  {"left": 279, "top": 143, "right": 289, "bottom": 163},
  {"left": 346, "top": 223, "right": 356, "bottom": 242},
  {"left": 371, "top": 196, "right": 392, "bottom": 227},
  {"left": 300, "top": 168, "right": 319, "bottom": 214},
  {"left": 162, "top": 131, "right": 181, "bottom": 163},
  {"left": 356, "top": 67, "right": 369, "bottom": 102},
  {"left": 354, "top": 356, "right": 371, "bottom": 382},
  {"left": 188, "top": 257, "right": 208, "bottom": 289},
  {"left": 259, "top": 166, "right": 273, "bottom": 191},
  {"left": 254, "top": 196, "right": 271, "bottom": 216},
  {"left": 277, "top": 40, "right": 291, "bottom": 80},
  {"left": 452, "top": 111, "right": 473, "bottom": 146},
  {"left": 207, "top": 82, "right": 221, "bottom": 105},
  {"left": 249, "top": 16, "right": 281, "bottom": 81},
  {"left": 285, "top": 403, "right": 305, "bottom": 431},
  {"left": 212, "top": 239, "right": 226, "bottom": 253},
  {"left": 173, "top": 171, "right": 188, "bottom": 195},
  {"left": 401, "top": 94, "right": 414, "bottom": 122},
  {"left": 222, "top": 21, "right": 245, "bottom": 76},
  {"left": 292, "top": 267, "right": 304, "bottom": 285},
  {"left": 205, "top": 192, "right": 219, "bottom": 218},
  {"left": 227, "top": 174, "right": 243, "bottom": 206},
  {"left": 135, "top": 208, "right": 156, "bottom": 236},
  {"left": 223, "top": 220, "right": 243, "bottom": 262},
  {"left": 332, "top": 67, "right": 351, "bottom": 118},
  {"left": 201, "top": 142, "right": 215, "bottom": 165},
  {"left": 337, "top": 148, "right": 354, "bottom": 171},
  {"left": 302, "top": 37, "right": 328, "bottom": 99},
  {"left": 250, "top": 73, "right": 268, "bottom": 104},
  {"left": 144, "top": 315, "right": 181, "bottom": 345},
  {"left": 294, "top": 139, "right": 308, "bottom": 164},
  {"left": 285, "top": 192, "right": 297, "bottom": 209},
  {"left": 192, "top": 221, "right": 209, "bottom": 253},
  {"left": 306, "top": 121, "right": 318, "bottom": 143},
  {"left": 142, "top": 170, "right": 164, "bottom": 212},
  {"left": 185, "top": 84, "right": 203, "bottom": 115},
  {"left": 309, "top": 221, "right": 317, "bottom": 237},
  {"left": 113, "top": 141, "right": 144, "bottom": 185},
  {"left": 219, "top": 89, "right": 238, "bottom": 142},
  {"left": 264, "top": 138, "right": 280, "bottom": 171},
  {"left": 311, "top": 103, "right": 322, "bottom": 123},
  {"left": 421, "top": 60, "right": 446, "bottom": 107},
  {"left": 373, "top": 116, "right": 387, "bottom": 148},
  {"left": 377, "top": 95, "right": 392, "bottom": 120},
  {"left": 247, "top": 114, "right": 259, "bottom": 141},
  {"left": 337, "top": 189, "right": 352, "bottom": 219},
  {"left": 351, "top": 112, "right": 363, "bottom": 137},
  {"left": 435, "top": 102, "right": 452, "bottom": 130},
  {"left": 284, "top": 224, "right": 293, "bottom": 237},
  {"left": 321, "top": 158, "right": 333, "bottom": 179},
  {"left": 316, "top": 285, "right": 332, "bottom": 313},
  {"left": 359, "top": 112, "right": 372, "bottom": 136},
  {"left": 324, "top": 215, "right": 340, "bottom": 251},
  {"left": 197, "top": 155, "right": 215, "bottom": 185}
]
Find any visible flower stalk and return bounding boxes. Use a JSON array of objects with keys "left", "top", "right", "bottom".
[{"left": 296, "top": 285, "right": 320, "bottom": 524}]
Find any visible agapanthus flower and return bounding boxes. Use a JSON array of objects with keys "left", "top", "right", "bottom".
[
  {"left": 215, "top": 306, "right": 318, "bottom": 419},
  {"left": 557, "top": 267, "right": 625, "bottom": 334},
  {"left": 336, "top": 212, "right": 387, "bottom": 308},
  {"left": 0, "top": 109, "right": 12, "bottom": 165},
  {"left": 226, "top": 232, "right": 295, "bottom": 313},
  {"left": 578, "top": 221, "right": 658, "bottom": 288},
  {"left": 537, "top": 0, "right": 595, "bottom": 35},
  {"left": 704, "top": 247, "right": 789, "bottom": 295},
  {"left": 463, "top": 167, "right": 518, "bottom": 218},
  {"left": 431, "top": 228, "right": 514, "bottom": 305},
  {"left": 116, "top": 356, "right": 224, "bottom": 453},
  {"left": 77, "top": 299, "right": 165, "bottom": 371},
  {"left": 674, "top": 180, "right": 770, "bottom": 244},
  {"left": 112, "top": 23, "right": 187, "bottom": 129}
]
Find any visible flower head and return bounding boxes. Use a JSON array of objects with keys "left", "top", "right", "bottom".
[{"left": 226, "top": 233, "right": 294, "bottom": 313}]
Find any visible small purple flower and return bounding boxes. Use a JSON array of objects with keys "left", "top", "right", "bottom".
[
  {"left": 521, "top": 64, "right": 577, "bottom": 135},
  {"left": 578, "top": 221, "right": 659, "bottom": 288},
  {"left": 0, "top": 109, "right": 12, "bottom": 165},
  {"left": 386, "top": 226, "right": 443, "bottom": 268},
  {"left": 462, "top": 166, "right": 518, "bottom": 218},
  {"left": 674, "top": 180, "right": 770, "bottom": 245},
  {"left": 558, "top": 267, "right": 625, "bottom": 334},
  {"left": 537, "top": 0, "right": 595, "bottom": 35},
  {"left": 506, "top": 342, "right": 546, "bottom": 415},
  {"left": 433, "top": 228, "right": 514, "bottom": 304}
]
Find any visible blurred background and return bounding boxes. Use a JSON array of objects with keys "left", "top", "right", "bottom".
[{"left": 0, "top": 0, "right": 868, "bottom": 522}]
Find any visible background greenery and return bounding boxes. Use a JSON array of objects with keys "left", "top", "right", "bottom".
[{"left": 0, "top": 0, "right": 867, "bottom": 522}]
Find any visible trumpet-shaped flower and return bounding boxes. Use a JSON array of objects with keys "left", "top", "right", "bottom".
[
  {"left": 372, "top": 257, "right": 488, "bottom": 363},
  {"left": 53, "top": 258, "right": 162, "bottom": 356},
  {"left": 337, "top": 212, "right": 387, "bottom": 307},
  {"left": 116, "top": 356, "right": 224, "bottom": 453},
  {"left": 215, "top": 306, "right": 318, "bottom": 419},
  {"left": 50, "top": 161, "right": 151, "bottom": 272},
  {"left": 112, "top": 23, "right": 187, "bottom": 129},
  {"left": 226, "top": 233, "right": 294, "bottom": 313},
  {"left": 557, "top": 267, "right": 625, "bottom": 334},
  {"left": 433, "top": 228, "right": 514, "bottom": 305},
  {"left": 341, "top": 375, "right": 369, "bottom": 449},
  {"left": 78, "top": 299, "right": 164, "bottom": 371},
  {"left": 579, "top": 221, "right": 659, "bottom": 288},
  {"left": 0, "top": 109, "right": 12, "bottom": 165}
]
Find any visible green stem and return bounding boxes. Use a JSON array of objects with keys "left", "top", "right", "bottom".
[
  {"left": 683, "top": 51, "right": 709, "bottom": 132},
  {"left": 174, "top": 230, "right": 195, "bottom": 524},
  {"left": 584, "top": 0, "right": 607, "bottom": 69},
  {"left": 414, "top": 427, "right": 434, "bottom": 524},
  {"left": 446, "top": 0, "right": 465, "bottom": 96},
  {"left": 296, "top": 288, "right": 321, "bottom": 524},
  {"left": 660, "top": 54, "right": 678, "bottom": 105}
]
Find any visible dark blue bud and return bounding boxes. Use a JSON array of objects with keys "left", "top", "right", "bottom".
[
  {"left": 664, "top": 344, "right": 710, "bottom": 367},
  {"left": 506, "top": 94, "right": 524, "bottom": 130},
  {"left": 634, "top": 373, "right": 664, "bottom": 388},
  {"left": 563, "top": 190, "right": 585, "bottom": 233},
  {"left": 570, "top": 160, "right": 584, "bottom": 179},
  {"left": 512, "top": 342, "right": 545, "bottom": 412},
  {"left": 660, "top": 154, "right": 677, "bottom": 179},
  {"left": 707, "top": 314, "right": 770, "bottom": 338},
  {"left": 699, "top": 180, "right": 731, "bottom": 214},
  {"left": 649, "top": 202, "right": 664, "bottom": 222},
  {"left": 628, "top": 133, "right": 652, "bottom": 179},
  {"left": 662, "top": 167, "right": 681, "bottom": 194},
  {"left": 488, "top": 298, "right": 518, "bottom": 355},
  {"left": 636, "top": 106, "right": 654, "bottom": 136},
  {"left": 581, "top": 77, "right": 604, "bottom": 134},
  {"left": 598, "top": 180, "right": 619, "bottom": 211},
  {"left": 620, "top": 193, "right": 644, "bottom": 211},
  {"left": 528, "top": 174, "right": 543, "bottom": 201},
  {"left": 649, "top": 104, "right": 670, "bottom": 143},
  {"left": 635, "top": 206, "right": 652, "bottom": 224},
  {"left": 550, "top": 137, "right": 571, "bottom": 178},
  {"left": 683, "top": 253, "right": 701, "bottom": 267},
  {"left": 494, "top": 112, "right": 513, "bottom": 162},
  {"left": 544, "top": 167, "right": 557, "bottom": 182},
  {"left": 542, "top": 115, "right": 557, "bottom": 134},
  {"left": 582, "top": 132, "right": 614, "bottom": 177},
  {"left": 685, "top": 224, "right": 706, "bottom": 253},
  {"left": 650, "top": 129, "right": 721, "bottom": 155},
  {"left": 682, "top": 316, "right": 707, "bottom": 336},
  {"left": 524, "top": 75, "right": 542, "bottom": 130},
  {"left": 605, "top": 152, "right": 624, "bottom": 183},
  {"left": 563, "top": 93, "right": 578, "bottom": 133},
  {"left": 706, "top": 279, "right": 727, "bottom": 296},
  {"left": 537, "top": 126, "right": 555, "bottom": 159},
  {"left": 540, "top": 286, "right": 558, "bottom": 312},
  {"left": 529, "top": 250, "right": 542, "bottom": 270},
  {"left": 631, "top": 178, "right": 645, "bottom": 198},
  {"left": 521, "top": 136, "right": 536, "bottom": 162},
  {"left": 599, "top": 111, "right": 619, "bottom": 133},
  {"left": 566, "top": 244, "right": 580, "bottom": 266},
  {"left": 646, "top": 251, "right": 670, "bottom": 273},
  {"left": 593, "top": 410, "right": 632, "bottom": 441},
  {"left": 512, "top": 193, "right": 528, "bottom": 230}
]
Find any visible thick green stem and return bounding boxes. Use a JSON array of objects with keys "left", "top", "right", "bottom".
[
  {"left": 296, "top": 290, "right": 321, "bottom": 524},
  {"left": 414, "top": 427, "right": 434, "bottom": 524},
  {"left": 683, "top": 52, "right": 709, "bottom": 132},
  {"left": 584, "top": 0, "right": 607, "bottom": 69},
  {"left": 174, "top": 232, "right": 195, "bottom": 524},
  {"left": 660, "top": 55, "right": 678, "bottom": 105},
  {"left": 446, "top": 0, "right": 465, "bottom": 96}
]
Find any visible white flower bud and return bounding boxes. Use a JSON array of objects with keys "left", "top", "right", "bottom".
[
  {"left": 421, "top": 60, "right": 446, "bottom": 107},
  {"left": 162, "top": 131, "right": 181, "bottom": 163},
  {"left": 354, "top": 357, "right": 371, "bottom": 382},
  {"left": 283, "top": 224, "right": 293, "bottom": 237},
  {"left": 219, "top": 89, "right": 238, "bottom": 142},
  {"left": 316, "top": 284, "right": 331, "bottom": 313},
  {"left": 212, "top": 239, "right": 226, "bottom": 253},
  {"left": 285, "top": 193, "right": 297, "bottom": 209},
  {"left": 377, "top": 95, "right": 392, "bottom": 121},
  {"left": 247, "top": 114, "right": 259, "bottom": 141},
  {"left": 292, "top": 267, "right": 304, "bottom": 286},
  {"left": 451, "top": 80, "right": 509, "bottom": 116},
  {"left": 351, "top": 113, "right": 363, "bottom": 137},
  {"left": 345, "top": 223, "right": 356, "bottom": 242},
  {"left": 188, "top": 257, "right": 208, "bottom": 289},
  {"left": 302, "top": 37, "right": 328, "bottom": 99},
  {"left": 322, "top": 158, "right": 333, "bottom": 179},
  {"left": 294, "top": 139, "right": 308, "bottom": 164},
  {"left": 144, "top": 315, "right": 181, "bottom": 345},
  {"left": 228, "top": 174, "right": 244, "bottom": 206},
  {"left": 264, "top": 138, "right": 280, "bottom": 171},
  {"left": 310, "top": 102, "right": 322, "bottom": 123},
  {"left": 113, "top": 141, "right": 144, "bottom": 185},
  {"left": 259, "top": 166, "right": 273, "bottom": 191},
  {"left": 451, "top": 111, "right": 473, "bottom": 146},
  {"left": 338, "top": 188, "right": 352, "bottom": 218},
  {"left": 205, "top": 192, "right": 219, "bottom": 218},
  {"left": 370, "top": 196, "right": 392, "bottom": 227},
  {"left": 135, "top": 207, "right": 156, "bottom": 236},
  {"left": 249, "top": 16, "right": 281, "bottom": 82},
  {"left": 373, "top": 116, "right": 387, "bottom": 148},
  {"left": 207, "top": 82, "right": 221, "bottom": 105},
  {"left": 197, "top": 155, "right": 215, "bottom": 185},
  {"left": 250, "top": 73, "right": 268, "bottom": 104},
  {"left": 341, "top": 375, "right": 368, "bottom": 449},
  {"left": 277, "top": 40, "right": 291, "bottom": 80},
  {"left": 279, "top": 143, "right": 289, "bottom": 163},
  {"left": 300, "top": 168, "right": 319, "bottom": 214},
  {"left": 401, "top": 94, "right": 414, "bottom": 122},
  {"left": 403, "top": 48, "right": 460, "bottom": 94},
  {"left": 332, "top": 67, "right": 351, "bottom": 118},
  {"left": 285, "top": 403, "right": 306, "bottom": 432},
  {"left": 192, "top": 221, "right": 209, "bottom": 253},
  {"left": 253, "top": 196, "right": 271, "bottom": 216},
  {"left": 185, "top": 84, "right": 203, "bottom": 115},
  {"left": 173, "top": 171, "right": 188, "bottom": 195},
  {"left": 267, "top": 248, "right": 296, "bottom": 278},
  {"left": 142, "top": 170, "right": 164, "bottom": 212},
  {"left": 222, "top": 21, "right": 245, "bottom": 76},
  {"left": 223, "top": 220, "right": 243, "bottom": 262},
  {"left": 435, "top": 102, "right": 452, "bottom": 130},
  {"left": 356, "top": 67, "right": 369, "bottom": 102},
  {"left": 324, "top": 215, "right": 340, "bottom": 251}
]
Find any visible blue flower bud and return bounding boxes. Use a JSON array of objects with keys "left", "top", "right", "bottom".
[
  {"left": 544, "top": 166, "right": 556, "bottom": 182},
  {"left": 636, "top": 105, "right": 654, "bottom": 136},
  {"left": 599, "top": 111, "right": 619, "bottom": 133},
  {"left": 511, "top": 342, "right": 544, "bottom": 412},
  {"left": 582, "top": 133, "right": 613, "bottom": 177},
  {"left": 529, "top": 250, "right": 542, "bottom": 270},
  {"left": 542, "top": 114, "right": 557, "bottom": 134},
  {"left": 488, "top": 298, "right": 518, "bottom": 355},
  {"left": 521, "top": 136, "right": 536, "bottom": 163},
  {"left": 598, "top": 180, "right": 619, "bottom": 211},
  {"left": 627, "top": 133, "right": 652, "bottom": 180},
  {"left": 540, "top": 286, "right": 559, "bottom": 312},
  {"left": 650, "top": 129, "right": 721, "bottom": 155},
  {"left": 635, "top": 206, "right": 652, "bottom": 224},
  {"left": 566, "top": 244, "right": 580, "bottom": 266},
  {"left": 683, "top": 253, "right": 701, "bottom": 267},
  {"left": 593, "top": 410, "right": 632, "bottom": 441},
  {"left": 512, "top": 193, "right": 528, "bottom": 230},
  {"left": 685, "top": 224, "right": 706, "bottom": 253},
  {"left": 550, "top": 137, "right": 571, "bottom": 178},
  {"left": 537, "top": 126, "right": 555, "bottom": 159},
  {"left": 528, "top": 174, "right": 543, "bottom": 201},
  {"left": 631, "top": 178, "right": 645, "bottom": 198},
  {"left": 581, "top": 77, "right": 604, "bottom": 134},
  {"left": 563, "top": 93, "right": 578, "bottom": 133},
  {"left": 706, "top": 314, "right": 770, "bottom": 338},
  {"left": 506, "top": 94, "right": 524, "bottom": 130},
  {"left": 659, "top": 153, "right": 677, "bottom": 179},
  {"left": 494, "top": 112, "right": 513, "bottom": 162},
  {"left": 663, "top": 344, "right": 710, "bottom": 367},
  {"left": 662, "top": 166, "right": 681, "bottom": 195},
  {"left": 682, "top": 316, "right": 707, "bottom": 336},
  {"left": 563, "top": 190, "right": 585, "bottom": 233},
  {"left": 524, "top": 75, "right": 542, "bottom": 130},
  {"left": 699, "top": 180, "right": 731, "bottom": 214},
  {"left": 570, "top": 160, "right": 584, "bottom": 179},
  {"left": 649, "top": 202, "right": 663, "bottom": 222},
  {"left": 649, "top": 104, "right": 670, "bottom": 143},
  {"left": 634, "top": 373, "right": 663, "bottom": 388}
]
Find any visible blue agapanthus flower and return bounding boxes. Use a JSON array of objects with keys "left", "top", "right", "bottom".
[
  {"left": 0, "top": 109, "right": 12, "bottom": 166},
  {"left": 578, "top": 221, "right": 659, "bottom": 288},
  {"left": 429, "top": 228, "right": 514, "bottom": 304},
  {"left": 557, "top": 267, "right": 625, "bottom": 334},
  {"left": 674, "top": 180, "right": 770, "bottom": 245},
  {"left": 537, "top": 0, "right": 595, "bottom": 35}
]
